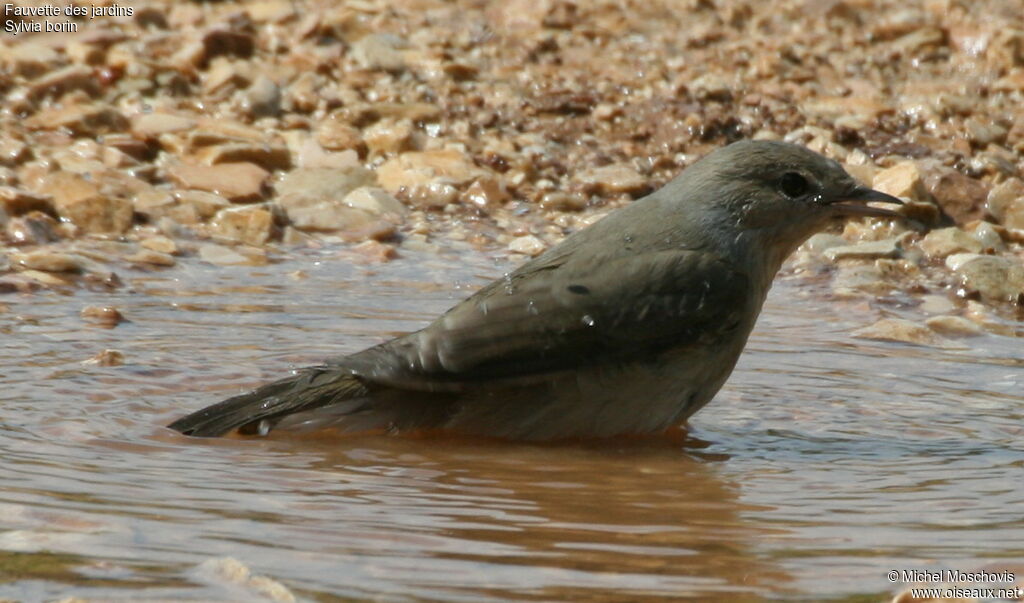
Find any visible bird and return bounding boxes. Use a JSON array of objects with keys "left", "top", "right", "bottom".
[{"left": 168, "top": 140, "right": 902, "bottom": 441}]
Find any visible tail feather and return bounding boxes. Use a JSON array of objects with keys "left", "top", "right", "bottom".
[{"left": 168, "top": 367, "right": 369, "bottom": 437}]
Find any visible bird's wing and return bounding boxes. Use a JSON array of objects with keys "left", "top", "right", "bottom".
[{"left": 347, "top": 247, "right": 751, "bottom": 388}]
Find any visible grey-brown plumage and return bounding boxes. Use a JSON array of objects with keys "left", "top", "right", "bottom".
[{"left": 168, "top": 140, "right": 901, "bottom": 440}]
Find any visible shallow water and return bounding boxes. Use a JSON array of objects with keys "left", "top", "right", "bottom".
[{"left": 1, "top": 244, "right": 1022, "bottom": 602}]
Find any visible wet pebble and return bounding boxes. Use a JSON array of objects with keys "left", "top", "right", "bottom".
[
  {"left": 852, "top": 318, "right": 959, "bottom": 348},
  {"left": 508, "top": 234, "right": 546, "bottom": 256},
  {"left": 80, "top": 305, "right": 125, "bottom": 326},
  {"left": 11, "top": 250, "right": 83, "bottom": 273}
]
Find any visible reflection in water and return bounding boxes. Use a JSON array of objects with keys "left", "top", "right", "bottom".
[{"left": 0, "top": 247, "right": 1021, "bottom": 601}]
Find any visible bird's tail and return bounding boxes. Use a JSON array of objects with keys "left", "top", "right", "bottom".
[{"left": 167, "top": 367, "right": 370, "bottom": 437}]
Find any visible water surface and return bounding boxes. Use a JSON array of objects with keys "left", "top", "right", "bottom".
[{"left": 1, "top": 245, "right": 1022, "bottom": 601}]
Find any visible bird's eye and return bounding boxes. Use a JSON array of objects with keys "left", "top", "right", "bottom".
[{"left": 779, "top": 172, "right": 809, "bottom": 198}]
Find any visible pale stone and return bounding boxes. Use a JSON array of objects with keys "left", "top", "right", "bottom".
[
  {"left": 968, "top": 222, "right": 1005, "bottom": 252},
  {"left": 80, "top": 306, "right": 125, "bottom": 325},
  {"left": 27, "top": 65, "right": 98, "bottom": 102},
  {"left": 125, "top": 249, "right": 176, "bottom": 266},
  {"left": 140, "top": 235, "right": 178, "bottom": 255},
  {"left": 133, "top": 190, "right": 201, "bottom": 225},
  {"left": 462, "top": 177, "right": 510, "bottom": 209},
  {"left": 210, "top": 205, "right": 275, "bottom": 246},
  {"left": 166, "top": 162, "right": 269, "bottom": 202},
  {"left": 363, "top": 119, "right": 415, "bottom": 154},
  {"left": 287, "top": 201, "right": 374, "bottom": 232},
  {"left": 276, "top": 167, "right": 376, "bottom": 210},
  {"left": 198, "top": 243, "right": 249, "bottom": 265},
  {"left": 376, "top": 150, "right": 482, "bottom": 192},
  {"left": 36, "top": 172, "right": 132, "bottom": 234},
  {"left": 919, "top": 227, "right": 983, "bottom": 258},
  {"left": 131, "top": 113, "right": 197, "bottom": 139},
  {"left": 351, "top": 34, "right": 408, "bottom": 72},
  {"left": 174, "top": 190, "right": 231, "bottom": 220},
  {"left": 872, "top": 161, "right": 926, "bottom": 201},
  {"left": 852, "top": 318, "right": 958, "bottom": 348},
  {"left": 25, "top": 103, "right": 128, "bottom": 136},
  {"left": 986, "top": 177, "right": 1024, "bottom": 229},
  {"left": 82, "top": 349, "right": 125, "bottom": 367},
  {"left": 342, "top": 187, "right": 406, "bottom": 216},
  {"left": 576, "top": 164, "right": 648, "bottom": 195},
  {"left": 11, "top": 250, "right": 82, "bottom": 273},
  {"left": 508, "top": 234, "right": 546, "bottom": 256},
  {"left": 947, "top": 254, "right": 1024, "bottom": 303},
  {"left": 316, "top": 116, "right": 363, "bottom": 151},
  {"left": 6, "top": 212, "right": 62, "bottom": 245}
]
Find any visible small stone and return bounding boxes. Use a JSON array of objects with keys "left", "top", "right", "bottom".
[
  {"left": 348, "top": 240, "right": 398, "bottom": 262},
  {"left": 576, "top": 164, "right": 649, "bottom": 195},
  {"left": 363, "top": 119, "right": 415, "bottom": 154},
  {"left": 2, "top": 43, "right": 60, "bottom": 77},
  {"left": 198, "top": 243, "right": 249, "bottom": 266},
  {"left": 134, "top": 190, "right": 201, "bottom": 225},
  {"left": 872, "top": 161, "right": 926, "bottom": 201},
  {"left": 202, "top": 58, "right": 252, "bottom": 94},
  {"left": 140, "top": 235, "right": 178, "bottom": 255},
  {"left": 508, "top": 234, "right": 546, "bottom": 256},
  {"left": 166, "top": 162, "right": 269, "bottom": 202},
  {"left": 462, "top": 177, "right": 510, "bottom": 209},
  {"left": 316, "top": 117, "right": 363, "bottom": 151},
  {"left": 202, "top": 28, "right": 256, "bottom": 63},
  {"left": 131, "top": 113, "right": 197, "bottom": 139},
  {"left": 287, "top": 201, "right": 374, "bottom": 232},
  {"left": 831, "top": 264, "right": 889, "bottom": 296},
  {"left": 80, "top": 306, "right": 126, "bottom": 326},
  {"left": 210, "top": 205, "right": 275, "bottom": 245},
  {"left": 406, "top": 182, "right": 459, "bottom": 208},
  {"left": 242, "top": 76, "right": 281, "bottom": 118},
  {"left": 276, "top": 166, "right": 376, "bottom": 207},
  {"left": 351, "top": 34, "right": 408, "bottom": 72},
  {"left": 246, "top": 0, "right": 296, "bottom": 23},
  {"left": 947, "top": 254, "right": 1024, "bottom": 303},
  {"left": 12, "top": 250, "right": 82, "bottom": 273},
  {"left": 6, "top": 211, "right": 62, "bottom": 245},
  {"left": 852, "top": 318, "right": 957, "bottom": 348},
  {"left": 925, "top": 315, "right": 983, "bottom": 337},
  {"left": 174, "top": 190, "right": 232, "bottom": 220},
  {"left": 0, "top": 138, "right": 31, "bottom": 167},
  {"left": 342, "top": 187, "right": 406, "bottom": 216},
  {"left": 82, "top": 349, "right": 125, "bottom": 366},
  {"left": 967, "top": 222, "right": 1005, "bottom": 253},
  {"left": 27, "top": 65, "right": 99, "bottom": 102},
  {"left": 25, "top": 103, "right": 128, "bottom": 136},
  {"left": 376, "top": 149, "right": 482, "bottom": 193},
  {"left": 824, "top": 238, "right": 902, "bottom": 262},
  {"left": 36, "top": 172, "right": 132, "bottom": 233},
  {"left": 986, "top": 178, "right": 1024, "bottom": 229},
  {"left": 923, "top": 169, "right": 988, "bottom": 224},
  {"left": 19, "top": 270, "right": 70, "bottom": 287},
  {"left": 125, "top": 249, "right": 176, "bottom": 267},
  {"left": 918, "top": 227, "right": 983, "bottom": 258}
]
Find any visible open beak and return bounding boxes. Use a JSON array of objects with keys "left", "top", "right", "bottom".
[{"left": 830, "top": 186, "right": 904, "bottom": 218}]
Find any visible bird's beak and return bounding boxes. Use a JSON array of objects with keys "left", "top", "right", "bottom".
[{"left": 829, "top": 186, "right": 904, "bottom": 218}]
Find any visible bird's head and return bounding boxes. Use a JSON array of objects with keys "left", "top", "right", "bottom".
[{"left": 685, "top": 139, "right": 903, "bottom": 256}]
